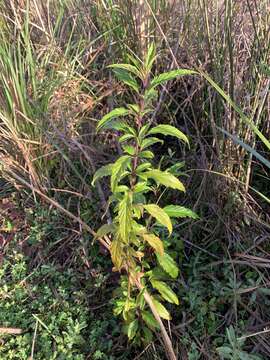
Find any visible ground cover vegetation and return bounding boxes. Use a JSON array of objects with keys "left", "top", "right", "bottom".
[{"left": 0, "top": 1, "right": 269, "bottom": 359}]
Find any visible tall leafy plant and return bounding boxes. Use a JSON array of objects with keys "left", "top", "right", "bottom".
[{"left": 92, "top": 44, "right": 197, "bottom": 360}]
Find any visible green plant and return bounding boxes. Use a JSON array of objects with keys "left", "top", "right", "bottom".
[
  {"left": 92, "top": 43, "right": 197, "bottom": 359},
  {"left": 217, "top": 326, "right": 262, "bottom": 360}
]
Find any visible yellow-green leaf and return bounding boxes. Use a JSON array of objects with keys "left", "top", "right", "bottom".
[
  {"left": 152, "top": 299, "right": 171, "bottom": 320},
  {"left": 143, "top": 204, "right": 172, "bottom": 235},
  {"left": 148, "top": 124, "right": 189, "bottom": 144},
  {"left": 157, "top": 253, "right": 179, "bottom": 279},
  {"left": 110, "top": 239, "right": 123, "bottom": 269},
  {"left": 144, "top": 42, "right": 156, "bottom": 71},
  {"left": 151, "top": 280, "right": 179, "bottom": 305},
  {"left": 127, "top": 319, "right": 139, "bottom": 340},
  {"left": 97, "top": 107, "right": 129, "bottom": 132},
  {"left": 142, "top": 310, "right": 160, "bottom": 329},
  {"left": 111, "top": 155, "right": 131, "bottom": 191},
  {"left": 118, "top": 193, "right": 132, "bottom": 243},
  {"left": 143, "top": 169, "right": 185, "bottom": 192},
  {"left": 143, "top": 233, "right": 164, "bottom": 255},
  {"left": 150, "top": 69, "right": 196, "bottom": 88},
  {"left": 91, "top": 163, "right": 113, "bottom": 186},
  {"left": 163, "top": 205, "right": 199, "bottom": 219},
  {"left": 108, "top": 63, "right": 142, "bottom": 79}
]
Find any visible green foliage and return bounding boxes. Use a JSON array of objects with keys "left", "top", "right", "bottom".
[
  {"left": 93, "top": 43, "right": 197, "bottom": 342},
  {"left": 217, "top": 326, "right": 263, "bottom": 360},
  {"left": 0, "top": 246, "right": 118, "bottom": 360}
]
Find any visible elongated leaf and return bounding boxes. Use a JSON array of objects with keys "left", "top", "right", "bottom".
[
  {"left": 136, "top": 162, "right": 152, "bottom": 173},
  {"left": 133, "top": 182, "right": 151, "bottom": 194},
  {"left": 108, "top": 63, "right": 142, "bottom": 79},
  {"left": 142, "top": 311, "right": 160, "bottom": 329},
  {"left": 139, "top": 124, "right": 151, "bottom": 138},
  {"left": 119, "top": 133, "right": 135, "bottom": 143},
  {"left": 143, "top": 169, "right": 185, "bottom": 192},
  {"left": 218, "top": 128, "right": 270, "bottom": 170},
  {"left": 122, "top": 145, "right": 136, "bottom": 155},
  {"left": 150, "top": 69, "right": 196, "bottom": 88},
  {"left": 139, "top": 150, "right": 154, "bottom": 159},
  {"left": 97, "top": 107, "right": 129, "bottom": 131},
  {"left": 152, "top": 299, "right": 171, "bottom": 320},
  {"left": 111, "top": 155, "right": 131, "bottom": 191},
  {"left": 151, "top": 280, "right": 179, "bottom": 305},
  {"left": 200, "top": 71, "right": 270, "bottom": 151},
  {"left": 144, "top": 204, "right": 172, "bottom": 235},
  {"left": 127, "top": 104, "right": 140, "bottom": 114},
  {"left": 148, "top": 124, "right": 189, "bottom": 144},
  {"left": 157, "top": 253, "right": 179, "bottom": 279},
  {"left": 91, "top": 163, "right": 113, "bottom": 186},
  {"left": 145, "top": 42, "right": 156, "bottom": 71},
  {"left": 163, "top": 205, "right": 199, "bottom": 219},
  {"left": 127, "top": 319, "right": 139, "bottom": 340},
  {"left": 118, "top": 192, "right": 132, "bottom": 243},
  {"left": 110, "top": 239, "right": 123, "bottom": 269},
  {"left": 143, "top": 233, "right": 164, "bottom": 255},
  {"left": 141, "top": 137, "right": 163, "bottom": 149},
  {"left": 112, "top": 68, "right": 139, "bottom": 92},
  {"left": 142, "top": 326, "right": 153, "bottom": 343}
]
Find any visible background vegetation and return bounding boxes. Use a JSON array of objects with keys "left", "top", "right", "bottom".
[{"left": 0, "top": 0, "right": 269, "bottom": 359}]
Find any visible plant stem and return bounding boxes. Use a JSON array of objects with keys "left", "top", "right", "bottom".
[{"left": 134, "top": 277, "right": 177, "bottom": 360}]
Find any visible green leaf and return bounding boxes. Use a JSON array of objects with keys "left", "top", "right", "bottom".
[
  {"left": 91, "top": 163, "right": 113, "bottom": 186},
  {"left": 111, "top": 155, "right": 131, "bottom": 191},
  {"left": 142, "top": 326, "right": 153, "bottom": 343},
  {"left": 218, "top": 127, "right": 270, "bottom": 170},
  {"left": 141, "top": 137, "right": 163, "bottom": 150},
  {"left": 127, "top": 104, "right": 140, "bottom": 114},
  {"left": 145, "top": 42, "right": 156, "bottom": 71},
  {"left": 136, "top": 289, "right": 146, "bottom": 309},
  {"left": 216, "top": 347, "right": 233, "bottom": 358},
  {"left": 110, "top": 239, "right": 123, "bottom": 269},
  {"left": 119, "top": 133, "right": 135, "bottom": 143},
  {"left": 127, "top": 319, "right": 139, "bottom": 340},
  {"left": 142, "top": 310, "right": 160, "bottom": 329},
  {"left": 115, "top": 185, "right": 129, "bottom": 193},
  {"left": 136, "top": 162, "right": 152, "bottom": 173},
  {"left": 138, "top": 124, "right": 151, "bottom": 139},
  {"left": 139, "top": 150, "right": 154, "bottom": 159},
  {"left": 108, "top": 63, "right": 142, "bottom": 79},
  {"left": 151, "top": 280, "right": 179, "bottom": 305},
  {"left": 112, "top": 68, "right": 139, "bottom": 92},
  {"left": 144, "top": 204, "right": 172, "bottom": 235},
  {"left": 157, "top": 253, "right": 179, "bottom": 279},
  {"left": 95, "top": 223, "right": 115, "bottom": 238},
  {"left": 133, "top": 182, "right": 151, "bottom": 194},
  {"left": 143, "top": 233, "right": 164, "bottom": 256},
  {"left": 143, "top": 169, "right": 185, "bottom": 192},
  {"left": 118, "top": 192, "right": 132, "bottom": 243},
  {"left": 97, "top": 107, "right": 129, "bottom": 131},
  {"left": 167, "top": 162, "right": 185, "bottom": 175},
  {"left": 163, "top": 205, "right": 199, "bottom": 219},
  {"left": 148, "top": 124, "right": 189, "bottom": 144},
  {"left": 122, "top": 145, "right": 136, "bottom": 155},
  {"left": 127, "top": 53, "right": 141, "bottom": 69},
  {"left": 200, "top": 70, "right": 270, "bottom": 151},
  {"left": 152, "top": 299, "right": 171, "bottom": 320},
  {"left": 150, "top": 69, "right": 196, "bottom": 88}
]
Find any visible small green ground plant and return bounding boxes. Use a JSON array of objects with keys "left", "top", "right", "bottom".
[{"left": 92, "top": 44, "right": 198, "bottom": 359}]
